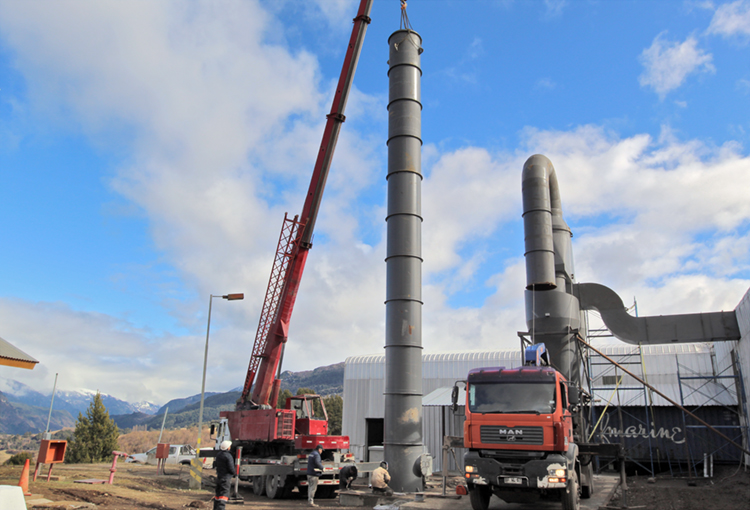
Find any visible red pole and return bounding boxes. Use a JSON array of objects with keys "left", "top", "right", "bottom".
[{"left": 108, "top": 451, "right": 128, "bottom": 484}]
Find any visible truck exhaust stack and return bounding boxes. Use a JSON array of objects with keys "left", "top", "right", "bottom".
[{"left": 384, "top": 27, "right": 424, "bottom": 492}]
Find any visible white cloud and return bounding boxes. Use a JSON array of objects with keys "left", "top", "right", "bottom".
[
  {"left": 422, "top": 146, "right": 522, "bottom": 275},
  {"left": 520, "top": 125, "right": 750, "bottom": 312},
  {"left": 0, "top": 0, "right": 381, "bottom": 402},
  {"left": 535, "top": 78, "right": 557, "bottom": 91},
  {"left": 544, "top": 0, "right": 568, "bottom": 18},
  {"left": 0, "top": 298, "right": 203, "bottom": 404},
  {"left": 708, "top": 0, "right": 750, "bottom": 38},
  {"left": 639, "top": 33, "right": 715, "bottom": 97},
  {"left": 1, "top": 1, "right": 749, "bottom": 405}
]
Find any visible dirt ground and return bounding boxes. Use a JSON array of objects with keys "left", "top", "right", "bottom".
[
  {"left": 608, "top": 464, "right": 750, "bottom": 510},
  {"left": 0, "top": 461, "right": 398, "bottom": 509},
  {"left": 1, "top": 461, "right": 749, "bottom": 509}
]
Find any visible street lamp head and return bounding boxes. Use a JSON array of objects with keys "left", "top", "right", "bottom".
[{"left": 223, "top": 293, "right": 244, "bottom": 301}]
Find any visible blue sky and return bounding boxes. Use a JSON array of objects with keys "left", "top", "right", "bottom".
[{"left": 1, "top": 0, "right": 749, "bottom": 406}]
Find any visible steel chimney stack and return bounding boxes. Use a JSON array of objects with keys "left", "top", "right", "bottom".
[{"left": 384, "top": 28, "right": 424, "bottom": 492}]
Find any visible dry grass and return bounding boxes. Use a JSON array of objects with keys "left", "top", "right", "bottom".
[{"left": 117, "top": 427, "right": 214, "bottom": 455}]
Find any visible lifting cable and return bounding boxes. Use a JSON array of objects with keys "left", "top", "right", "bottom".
[{"left": 400, "top": 0, "right": 413, "bottom": 31}]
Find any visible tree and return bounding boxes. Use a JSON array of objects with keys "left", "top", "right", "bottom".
[
  {"left": 323, "top": 395, "right": 343, "bottom": 435},
  {"left": 66, "top": 392, "right": 120, "bottom": 463},
  {"left": 277, "top": 389, "right": 293, "bottom": 409}
]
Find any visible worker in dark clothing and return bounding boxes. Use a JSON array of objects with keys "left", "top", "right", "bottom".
[
  {"left": 306, "top": 445, "right": 324, "bottom": 507},
  {"left": 214, "top": 440, "right": 236, "bottom": 510},
  {"left": 339, "top": 463, "right": 358, "bottom": 492}
]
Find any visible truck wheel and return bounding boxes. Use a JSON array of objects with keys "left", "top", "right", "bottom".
[
  {"left": 265, "top": 474, "right": 285, "bottom": 499},
  {"left": 252, "top": 475, "right": 266, "bottom": 496},
  {"left": 469, "top": 484, "right": 491, "bottom": 510},
  {"left": 561, "top": 471, "right": 580, "bottom": 510},
  {"left": 581, "top": 463, "right": 594, "bottom": 499}
]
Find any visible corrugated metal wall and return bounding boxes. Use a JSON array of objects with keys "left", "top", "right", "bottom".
[
  {"left": 423, "top": 405, "right": 465, "bottom": 473},
  {"left": 342, "top": 356, "right": 386, "bottom": 461},
  {"left": 343, "top": 352, "right": 521, "bottom": 462},
  {"left": 733, "top": 287, "right": 750, "bottom": 465},
  {"left": 343, "top": 326, "right": 750, "bottom": 468},
  {"left": 590, "top": 406, "right": 744, "bottom": 467}
]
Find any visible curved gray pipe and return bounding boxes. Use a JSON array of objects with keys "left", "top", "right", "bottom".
[
  {"left": 522, "top": 154, "right": 570, "bottom": 290},
  {"left": 575, "top": 282, "right": 740, "bottom": 344},
  {"left": 521, "top": 154, "right": 580, "bottom": 395}
]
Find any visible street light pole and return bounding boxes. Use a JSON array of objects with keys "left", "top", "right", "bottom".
[{"left": 189, "top": 293, "right": 244, "bottom": 490}]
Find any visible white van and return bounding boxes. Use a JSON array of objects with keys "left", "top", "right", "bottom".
[{"left": 126, "top": 444, "right": 196, "bottom": 465}]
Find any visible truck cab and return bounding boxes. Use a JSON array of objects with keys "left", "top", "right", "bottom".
[
  {"left": 456, "top": 363, "right": 581, "bottom": 510},
  {"left": 285, "top": 394, "right": 329, "bottom": 436}
]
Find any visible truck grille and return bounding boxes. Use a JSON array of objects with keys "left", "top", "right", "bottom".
[{"left": 480, "top": 425, "right": 544, "bottom": 445}]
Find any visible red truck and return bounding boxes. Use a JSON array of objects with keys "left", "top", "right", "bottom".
[
  {"left": 212, "top": 393, "right": 355, "bottom": 499},
  {"left": 454, "top": 344, "right": 594, "bottom": 510}
]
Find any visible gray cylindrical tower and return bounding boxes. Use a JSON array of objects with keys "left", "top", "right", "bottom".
[
  {"left": 384, "top": 28, "right": 424, "bottom": 493},
  {"left": 522, "top": 154, "right": 581, "bottom": 403}
]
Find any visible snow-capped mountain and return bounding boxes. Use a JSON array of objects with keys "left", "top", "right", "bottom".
[{"left": 0, "top": 378, "right": 159, "bottom": 418}]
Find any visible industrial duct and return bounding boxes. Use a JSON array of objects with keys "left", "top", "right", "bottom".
[
  {"left": 575, "top": 282, "right": 740, "bottom": 344},
  {"left": 522, "top": 154, "right": 740, "bottom": 357},
  {"left": 521, "top": 155, "right": 582, "bottom": 397},
  {"left": 384, "top": 28, "right": 424, "bottom": 493}
]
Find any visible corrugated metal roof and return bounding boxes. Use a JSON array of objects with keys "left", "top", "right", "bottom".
[
  {"left": 0, "top": 336, "right": 39, "bottom": 370},
  {"left": 345, "top": 343, "right": 742, "bottom": 407},
  {"left": 344, "top": 351, "right": 522, "bottom": 381}
]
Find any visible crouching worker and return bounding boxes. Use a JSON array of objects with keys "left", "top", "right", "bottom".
[
  {"left": 339, "top": 463, "right": 358, "bottom": 492},
  {"left": 214, "top": 440, "right": 236, "bottom": 510},
  {"left": 371, "top": 461, "right": 393, "bottom": 496}
]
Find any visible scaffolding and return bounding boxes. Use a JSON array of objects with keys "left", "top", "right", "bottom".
[
  {"left": 586, "top": 338, "right": 657, "bottom": 476},
  {"left": 675, "top": 349, "right": 749, "bottom": 477},
  {"left": 583, "top": 309, "right": 749, "bottom": 477}
]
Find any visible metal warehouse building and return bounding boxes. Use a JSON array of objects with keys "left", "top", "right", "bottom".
[{"left": 343, "top": 288, "right": 750, "bottom": 475}]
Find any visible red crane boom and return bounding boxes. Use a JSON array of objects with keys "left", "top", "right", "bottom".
[{"left": 238, "top": 0, "right": 373, "bottom": 410}]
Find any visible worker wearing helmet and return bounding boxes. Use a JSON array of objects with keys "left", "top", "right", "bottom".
[
  {"left": 306, "top": 445, "right": 325, "bottom": 507},
  {"left": 371, "top": 461, "right": 393, "bottom": 496},
  {"left": 214, "top": 440, "right": 236, "bottom": 510}
]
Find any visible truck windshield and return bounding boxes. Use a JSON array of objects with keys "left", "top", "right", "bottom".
[{"left": 468, "top": 382, "right": 556, "bottom": 414}]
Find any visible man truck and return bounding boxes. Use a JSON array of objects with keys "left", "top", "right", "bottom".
[{"left": 454, "top": 344, "right": 592, "bottom": 510}]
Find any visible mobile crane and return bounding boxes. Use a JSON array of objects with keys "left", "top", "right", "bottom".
[{"left": 206, "top": 0, "right": 376, "bottom": 500}]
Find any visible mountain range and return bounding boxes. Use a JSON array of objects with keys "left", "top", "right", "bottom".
[{"left": 0, "top": 361, "right": 344, "bottom": 435}]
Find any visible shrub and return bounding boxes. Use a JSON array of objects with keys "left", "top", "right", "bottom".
[{"left": 4, "top": 452, "right": 34, "bottom": 465}]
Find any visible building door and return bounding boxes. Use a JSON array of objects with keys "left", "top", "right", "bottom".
[{"left": 365, "top": 418, "right": 384, "bottom": 461}]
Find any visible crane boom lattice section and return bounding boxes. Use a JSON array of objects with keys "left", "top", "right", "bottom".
[{"left": 240, "top": 213, "right": 304, "bottom": 404}]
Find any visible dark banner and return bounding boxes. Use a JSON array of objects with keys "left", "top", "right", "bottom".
[{"left": 589, "top": 406, "right": 745, "bottom": 465}]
